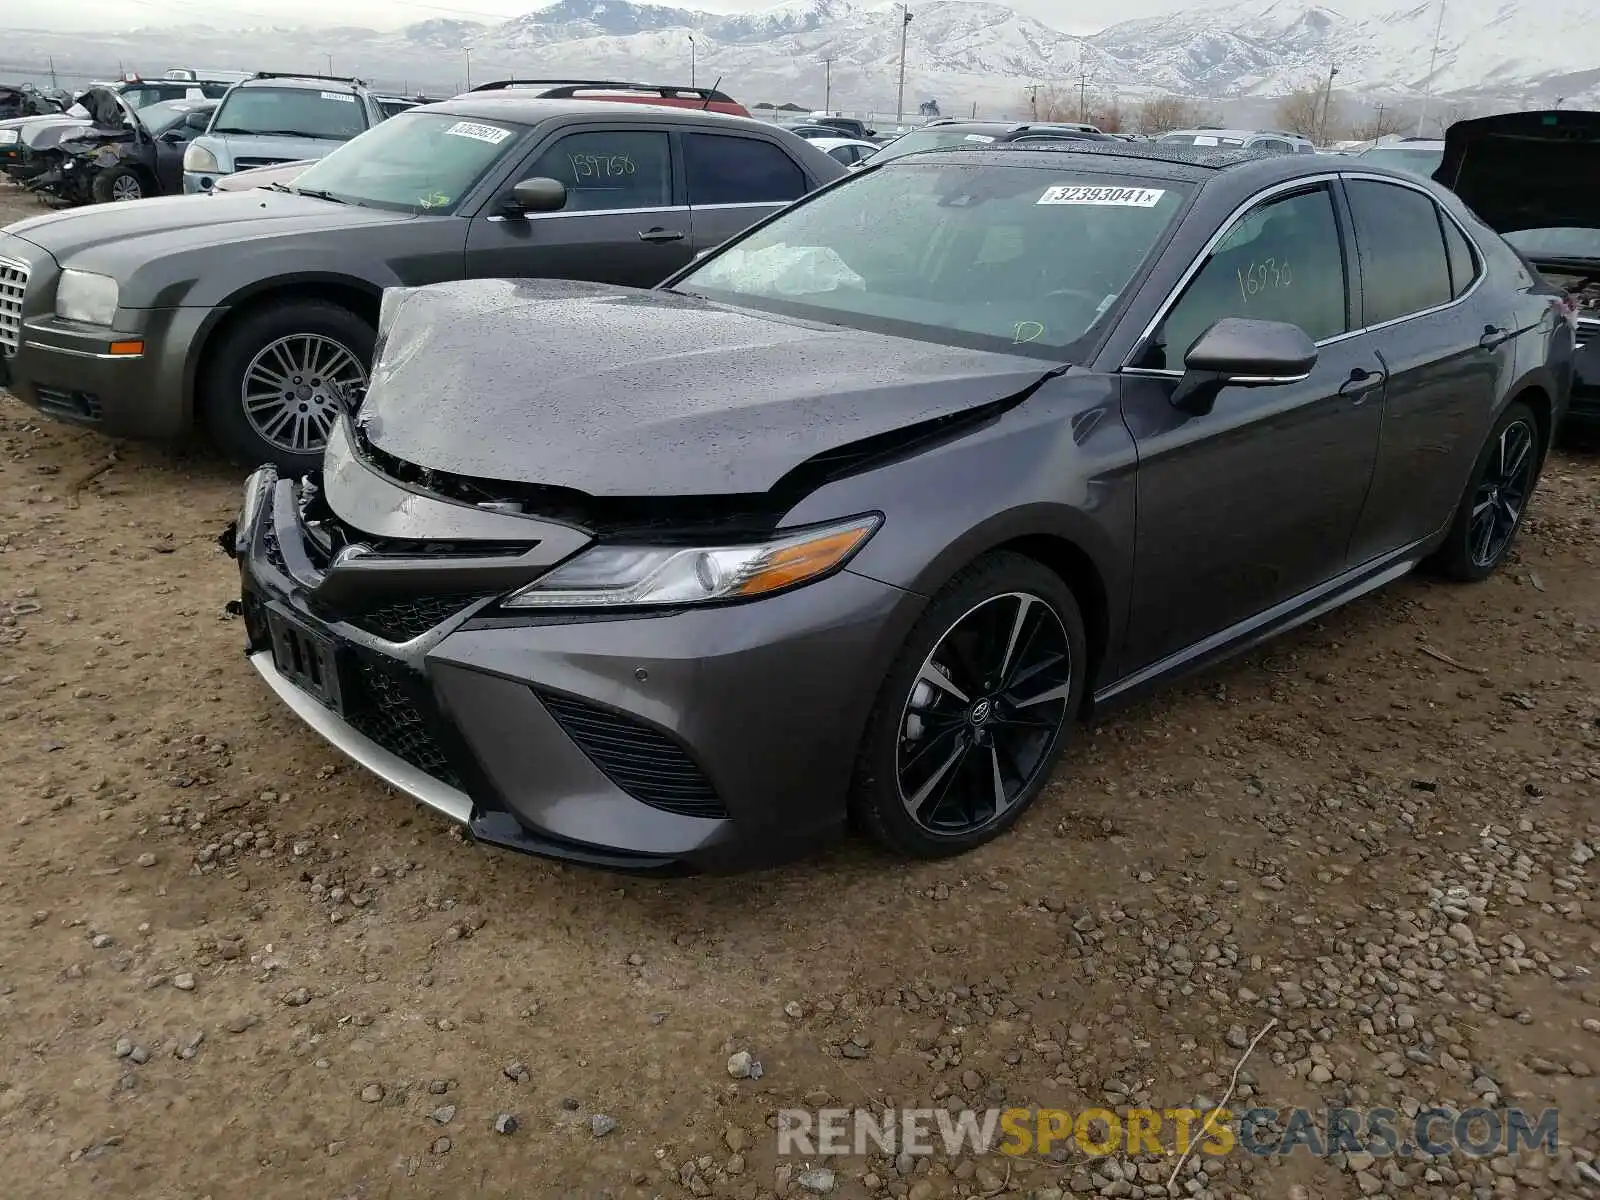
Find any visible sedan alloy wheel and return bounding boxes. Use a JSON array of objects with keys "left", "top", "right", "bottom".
[{"left": 241, "top": 333, "right": 368, "bottom": 457}]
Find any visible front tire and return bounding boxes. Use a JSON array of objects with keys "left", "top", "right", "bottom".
[
  {"left": 91, "top": 164, "right": 147, "bottom": 203},
  {"left": 851, "top": 552, "right": 1086, "bottom": 859},
  {"left": 1428, "top": 401, "right": 1542, "bottom": 582},
  {"left": 199, "top": 301, "right": 374, "bottom": 474}
]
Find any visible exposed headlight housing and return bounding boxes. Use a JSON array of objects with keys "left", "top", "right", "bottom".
[
  {"left": 0, "top": 130, "right": 18, "bottom": 145},
  {"left": 55, "top": 269, "right": 119, "bottom": 326},
  {"left": 183, "top": 143, "right": 220, "bottom": 173},
  {"left": 502, "top": 515, "right": 882, "bottom": 609}
]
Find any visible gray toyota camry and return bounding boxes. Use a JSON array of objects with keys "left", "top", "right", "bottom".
[{"left": 225, "top": 141, "right": 1573, "bottom": 872}]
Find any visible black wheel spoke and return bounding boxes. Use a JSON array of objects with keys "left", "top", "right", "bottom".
[
  {"left": 1468, "top": 419, "right": 1536, "bottom": 569},
  {"left": 896, "top": 591, "right": 1073, "bottom": 837}
]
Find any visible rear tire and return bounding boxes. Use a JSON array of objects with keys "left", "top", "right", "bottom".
[
  {"left": 199, "top": 300, "right": 374, "bottom": 475},
  {"left": 1427, "top": 400, "right": 1542, "bottom": 582},
  {"left": 91, "top": 164, "right": 148, "bottom": 203},
  {"left": 850, "top": 552, "right": 1086, "bottom": 860}
]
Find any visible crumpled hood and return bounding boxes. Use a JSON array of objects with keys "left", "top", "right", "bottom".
[
  {"left": 1436, "top": 109, "right": 1600, "bottom": 236},
  {"left": 3, "top": 189, "right": 415, "bottom": 270},
  {"left": 359, "top": 278, "right": 1052, "bottom": 497},
  {"left": 207, "top": 132, "right": 347, "bottom": 171},
  {"left": 16, "top": 114, "right": 94, "bottom": 151}
]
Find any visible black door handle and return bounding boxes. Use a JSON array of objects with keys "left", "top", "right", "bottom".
[
  {"left": 1338, "top": 365, "right": 1386, "bottom": 397},
  {"left": 638, "top": 227, "right": 685, "bottom": 243},
  {"left": 1479, "top": 324, "right": 1512, "bottom": 349}
]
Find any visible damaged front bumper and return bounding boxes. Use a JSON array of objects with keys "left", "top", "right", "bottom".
[{"left": 225, "top": 418, "right": 914, "bottom": 872}]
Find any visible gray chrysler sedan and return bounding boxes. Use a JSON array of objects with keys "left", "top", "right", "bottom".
[
  {"left": 0, "top": 97, "right": 845, "bottom": 471},
  {"left": 225, "top": 142, "right": 1572, "bottom": 872}
]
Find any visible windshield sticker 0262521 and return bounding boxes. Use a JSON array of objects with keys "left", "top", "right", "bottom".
[
  {"left": 442, "top": 121, "right": 513, "bottom": 145},
  {"left": 1038, "top": 185, "right": 1166, "bottom": 207}
]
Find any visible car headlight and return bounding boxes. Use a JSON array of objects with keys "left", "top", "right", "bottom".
[
  {"left": 55, "top": 269, "right": 119, "bottom": 326},
  {"left": 0, "top": 130, "right": 17, "bottom": 145},
  {"left": 183, "top": 143, "right": 220, "bottom": 173},
  {"left": 502, "top": 514, "right": 881, "bottom": 609}
]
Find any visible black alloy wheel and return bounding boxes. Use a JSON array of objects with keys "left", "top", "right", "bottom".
[
  {"left": 1430, "top": 400, "right": 1542, "bottom": 582},
  {"left": 852, "top": 552, "right": 1086, "bottom": 858}
]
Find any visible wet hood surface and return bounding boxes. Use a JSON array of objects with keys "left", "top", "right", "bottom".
[
  {"left": 4, "top": 189, "right": 415, "bottom": 264},
  {"left": 1436, "top": 110, "right": 1600, "bottom": 236},
  {"left": 359, "top": 278, "right": 1052, "bottom": 497}
]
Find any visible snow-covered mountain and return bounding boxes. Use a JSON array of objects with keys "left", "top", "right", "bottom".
[{"left": 8, "top": 0, "right": 1600, "bottom": 118}]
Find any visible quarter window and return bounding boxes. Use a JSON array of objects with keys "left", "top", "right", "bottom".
[
  {"left": 684, "top": 132, "right": 807, "bottom": 205},
  {"left": 527, "top": 130, "right": 671, "bottom": 213},
  {"left": 1140, "top": 185, "right": 1349, "bottom": 371},
  {"left": 1345, "top": 178, "right": 1453, "bottom": 324},
  {"left": 1439, "top": 210, "right": 1478, "bottom": 299}
]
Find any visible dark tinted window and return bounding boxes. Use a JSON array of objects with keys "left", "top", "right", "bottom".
[
  {"left": 826, "top": 144, "right": 858, "bottom": 165},
  {"left": 528, "top": 130, "right": 671, "bottom": 212},
  {"left": 1440, "top": 212, "right": 1478, "bottom": 299},
  {"left": 1143, "top": 185, "right": 1348, "bottom": 370},
  {"left": 1345, "top": 179, "right": 1452, "bottom": 324},
  {"left": 685, "top": 133, "right": 807, "bottom": 205}
]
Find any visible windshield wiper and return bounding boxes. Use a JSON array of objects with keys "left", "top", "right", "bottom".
[
  {"left": 291, "top": 187, "right": 349, "bottom": 205},
  {"left": 213, "top": 128, "right": 329, "bottom": 138}
]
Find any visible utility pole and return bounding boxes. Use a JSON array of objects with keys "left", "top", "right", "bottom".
[
  {"left": 821, "top": 56, "right": 832, "bottom": 111},
  {"left": 1025, "top": 83, "right": 1040, "bottom": 119},
  {"left": 325, "top": 53, "right": 334, "bottom": 74},
  {"left": 464, "top": 48, "right": 471, "bottom": 91},
  {"left": 688, "top": 34, "right": 695, "bottom": 88},
  {"left": 47, "top": 55, "right": 57, "bottom": 88},
  {"left": 1079, "top": 72, "right": 1087, "bottom": 122},
  {"left": 1416, "top": 0, "right": 1446, "bottom": 136},
  {"left": 895, "top": 5, "right": 912, "bottom": 126},
  {"left": 1317, "top": 62, "right": 1338, "bottom": 146}
]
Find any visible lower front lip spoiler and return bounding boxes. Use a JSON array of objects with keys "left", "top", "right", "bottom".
[{"left": 247, "top": 649, "right": 473, "bottom": 826}]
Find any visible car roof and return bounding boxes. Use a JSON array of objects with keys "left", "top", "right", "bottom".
[
  {"left": 905, "top": 139, "right": 1306, "bottom": 182},
  {"left": 1165, "top": 127, "right": 1306, "bottom": 141},
  {"left": 810, "top": 137, "right": 878, "bottom": 149},
  {"left": 412, "top": 95, "right": 785, "bottom": 130},
  {"left": 236, "top": 76, "right": 363, "bottom": 93}
]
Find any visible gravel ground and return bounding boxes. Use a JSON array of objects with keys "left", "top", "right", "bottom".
[{"left": 2, "top": 183, "right": 1598, "bottom": 1200}]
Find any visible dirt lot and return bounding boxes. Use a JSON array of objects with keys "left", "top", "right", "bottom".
[{"left": 1, "top": 184, "right": 1598, "bottom": 1200}]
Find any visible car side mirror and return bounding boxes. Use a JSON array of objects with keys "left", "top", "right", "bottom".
[
  {"left": 505, "top": 177, "right": 567, "bottom": 216},
  {"left": 1170, "top": 317, "right": 1318, "bottom": 416},
  {"left": 184, "top": 111, "right": 211, "bottom": 130}
]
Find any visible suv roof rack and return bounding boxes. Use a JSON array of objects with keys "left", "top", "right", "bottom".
[
  {"left": 250, "top": 71, "right": 366, "bottom": 87},
  {"left": 469, "top": 78, "right": 737, "bottom": 103}
]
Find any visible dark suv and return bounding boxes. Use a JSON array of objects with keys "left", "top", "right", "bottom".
[{"left": 0, "top": 97, "right": 846, "bottom": 470}]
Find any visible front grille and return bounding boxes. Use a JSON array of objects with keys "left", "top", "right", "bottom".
[
  {"left": 344, "top": 658, "right": 464, "bottom": 790},
  {"left": 233, "top": 156, "right": 293, "bottom": 171},
  {"left": 538, "top": 692, "right": 726, "bottom": 819},
  {"left": 33, "top": 385, "right": 102, "bottom": 421},
  {"left": 1576, "top": 318, "right": 1598, "bottom": 346},
  {"left": 343, "top": 592, "right": 491, "bottom": 643},
  {"left": 0, "top": 255, "right": 26, "bottom": 357}
]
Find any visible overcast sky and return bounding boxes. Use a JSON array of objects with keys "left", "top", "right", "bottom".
[{"left": 13, "top": 0, "right": 1150, "bottom": 37}]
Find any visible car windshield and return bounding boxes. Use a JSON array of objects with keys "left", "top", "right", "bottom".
[
  {"left": 211, "top": 86, "right": 367, "bottom": 140},
  {"left": 873, "top": 128, "right": 1007, "bottom": 162},
  {"left": 1160, "top": 132, "right": 1248, "bottom": 147},
  {"left": 675, "top": 161, "right": 1192, "bottom": 358},
  {"left": 143, "top": 101, "right": 205, "bottom": 135},
  {"left": 1503, "top": 226, "right": 1600, "bottom": 261},
  {"left": 1356, "top": 145, "right": 1443, "bottom": 176},
  {"left": 285, "top": 110, "right": 526, "bottom": 213}
]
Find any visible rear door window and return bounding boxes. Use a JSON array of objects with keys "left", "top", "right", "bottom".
[
  {"left": 1140, "top": 184, "right": 1350, "bottom": 370},
  {"left": 526, "top": 130, "right": 672, "bottom": 212},
  {"left": 1344, "top": 178, "right": 1453, "bottom": 325},
  {"left": 684, "top": 132, "right": 807, "bottom": 205},
  {"left": 1439, "top": 211, "right": 1479, "bottom": 299}
]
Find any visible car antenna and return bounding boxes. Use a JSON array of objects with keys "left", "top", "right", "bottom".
[{"left": 701, "top": 77, "right": 722, "bottom": 110}]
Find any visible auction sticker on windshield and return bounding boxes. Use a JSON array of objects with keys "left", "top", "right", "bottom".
[
  {"left": 320, "top": 92, "right": 356, "bottom": 102},
  {"left": 443, "top": 121, "right": 513, "bottom": 145},
  {"left": 1038, "top": 185, "right": 1165, "bottom": 207}
]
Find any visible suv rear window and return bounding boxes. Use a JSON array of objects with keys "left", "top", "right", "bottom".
[{"left": 211, "top": 86, "right": 368, "bottom": 140}]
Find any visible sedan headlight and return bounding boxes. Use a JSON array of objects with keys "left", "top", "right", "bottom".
[
  {"left": 55, "top": 269, "right": 119, "bottom": 326},
  {"left": 502, "top": 515, "right": 881, "bottom": 609},
  {"left": 0, "top": 129, "right": 18, "bottom": 145},
  {"left": 183, "top": 143, "right": 220, "bottom": 173}
]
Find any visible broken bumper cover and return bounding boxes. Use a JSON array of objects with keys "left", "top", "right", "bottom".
[
  {"left": 1571, "top": 319, "right": 1600, "bottom": 425},
  {"left": 227, "top": 435, "right": 918, "bottom": 872}
]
